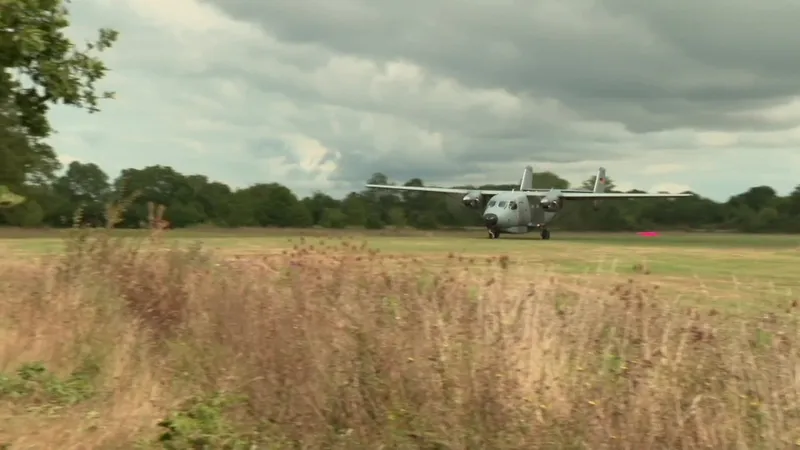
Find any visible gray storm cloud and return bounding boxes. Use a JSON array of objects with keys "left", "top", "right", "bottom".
[
  {"left": 190, "top": 0, "right": 800, "bottom": 186},
  {"left": 201, "top": 0, "right": 800, "bottom": 128}
]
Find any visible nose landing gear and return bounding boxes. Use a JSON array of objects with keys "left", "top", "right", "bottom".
[
  {"left": 540, "top": 228, "right": 550, "bottom": 240},
  {"left": 487, "top": 228, "right": 500, "bottom": 239}
]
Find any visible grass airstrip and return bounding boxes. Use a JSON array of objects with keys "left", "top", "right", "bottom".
[{"left": 1, "top": 227, "right": 798, "bottom": 316}]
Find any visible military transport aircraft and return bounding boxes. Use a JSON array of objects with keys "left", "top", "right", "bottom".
[{"left": 365, "top": 165, "right": 692, "bottom": 240}]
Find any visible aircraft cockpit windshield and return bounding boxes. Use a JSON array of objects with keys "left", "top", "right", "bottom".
[
  {"left": 488, "top": 201, "right": 496, "bottom": 207},
  {"left": 498, "top": 201, "right": 507, "bottom": 208}
]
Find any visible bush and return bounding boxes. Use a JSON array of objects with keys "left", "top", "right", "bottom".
[{"left": 0, "top": 230, "right": 799, "bottom": 448}]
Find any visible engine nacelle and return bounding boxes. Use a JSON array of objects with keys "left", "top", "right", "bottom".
[
  {"left": 462, "top": 191, "right": 482, "bottom": 209},
  {"left": 540, "top": 195, "right": 563, "bottom": 212}
]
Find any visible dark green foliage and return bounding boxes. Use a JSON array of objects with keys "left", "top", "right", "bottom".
[
  {"left": 154, "top": 392, "right": 264, "bottom": 450},
  {"left": 0, "top": 361, "right": 98, "bottom": 405},
  {"left": 0, "top": 0, "right": 118, "bottom": 188},
  {"left": 2, "top": 164, "right": 799, "bottom": 233}
]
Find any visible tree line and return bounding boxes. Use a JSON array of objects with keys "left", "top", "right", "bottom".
[
  {"left": 2, "top": 1, "right": 799, "bottom": 233},
  {"left": 0, "top": 161, "right": 798, "bottom": 233}
]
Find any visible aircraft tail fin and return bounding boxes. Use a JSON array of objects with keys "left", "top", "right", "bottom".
[
  {"left": 519, "top": 165, "right": 534, "bottom": 191},
  {"left": 592, "top": 167, "right": 607, "bottom": 209},
  {"left": 593, "top": 167, "right": 607, "bottom": 193}
]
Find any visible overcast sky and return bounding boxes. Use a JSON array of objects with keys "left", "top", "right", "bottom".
[{"left": 48, "top": 0, "right": 800, "bottom": 201}]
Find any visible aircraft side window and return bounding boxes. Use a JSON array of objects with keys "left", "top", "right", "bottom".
[
  {"left": 488, "top": 201, "right": 496, "bottom": 207},
  {"left": 498, "top": 201, "right": 507, "bottom": 208},
  {"left": 510, "top": 201, "right": 518, "bottom": 210}
]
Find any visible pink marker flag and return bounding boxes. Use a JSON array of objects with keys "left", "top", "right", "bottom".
[{"left": 637, "top": 231, "right": 660, "bottom": 237}]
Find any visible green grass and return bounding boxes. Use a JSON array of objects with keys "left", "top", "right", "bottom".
[
  {"left": 551, "top": 231, "right": 800, "bottom": 249},
  {"left": 0, "top": 226, "right": 797, "bottom": 247},
  {"left": 2, "top": 230, "right": 798, "bottom": 274},
  {"left": 1, "top": 229, "right": 798, "bottom": 316}
]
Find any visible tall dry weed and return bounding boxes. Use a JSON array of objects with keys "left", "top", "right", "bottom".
[{"left": 0, "top": 230, "right": 799, "bottom": 449}]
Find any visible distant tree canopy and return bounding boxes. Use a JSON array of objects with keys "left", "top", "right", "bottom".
[{"left": 0, "top": 162, "right": 798, "bottom": 233}]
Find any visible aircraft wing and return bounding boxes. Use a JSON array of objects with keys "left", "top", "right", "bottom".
[
  {"left": 532, "top": 191, "right": 693, "bottom": 200},
  {"left": 364, "top": 184, "right": 507, "bottom": 196},
  {"left": 365, "top": 184, "right": 692, "bottom": 199}
]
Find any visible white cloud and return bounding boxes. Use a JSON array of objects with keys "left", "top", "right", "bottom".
[
  {"left": 42, "top": 0, "right": 800, "bottom": 201},
  {"left": 57, "top": 154, "right": 81, "bottom": 166},
  {"left": 695, "top": 132, "right": 739, "bottom": 148},
  {"left": 642, "top": 164, "right": 685, "bottom": 175}
]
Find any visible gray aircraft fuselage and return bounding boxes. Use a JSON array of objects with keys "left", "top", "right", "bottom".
[{"left": 481, "top": 191, "right": 558, "bottom": 235}]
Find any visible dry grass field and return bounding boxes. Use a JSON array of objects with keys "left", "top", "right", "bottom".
[{"left": 1, "top": 227, "right": 800, "bottom": 449}]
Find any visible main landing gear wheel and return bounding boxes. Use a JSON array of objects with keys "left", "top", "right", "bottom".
[
  {"left": 540, "top": 229, "right": 551, "bottom": 240},
  {"left": 488, "top": 229, "right": 500, "bottom": 239}
]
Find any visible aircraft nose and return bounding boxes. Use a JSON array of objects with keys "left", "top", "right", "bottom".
[{"left": 483, "top": 213, "right": 498, "bottom": 226}]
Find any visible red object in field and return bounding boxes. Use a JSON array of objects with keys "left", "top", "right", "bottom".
[{"left": 637, "top": 231, "right": 660, "bottom": 237}]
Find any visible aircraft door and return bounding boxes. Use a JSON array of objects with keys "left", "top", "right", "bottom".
[
  {"left": 516, "top": 196, "right": 530, "bottom": 226},
  {"left": 509, "top": 197, "right": 524, "bottom": 226}
]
